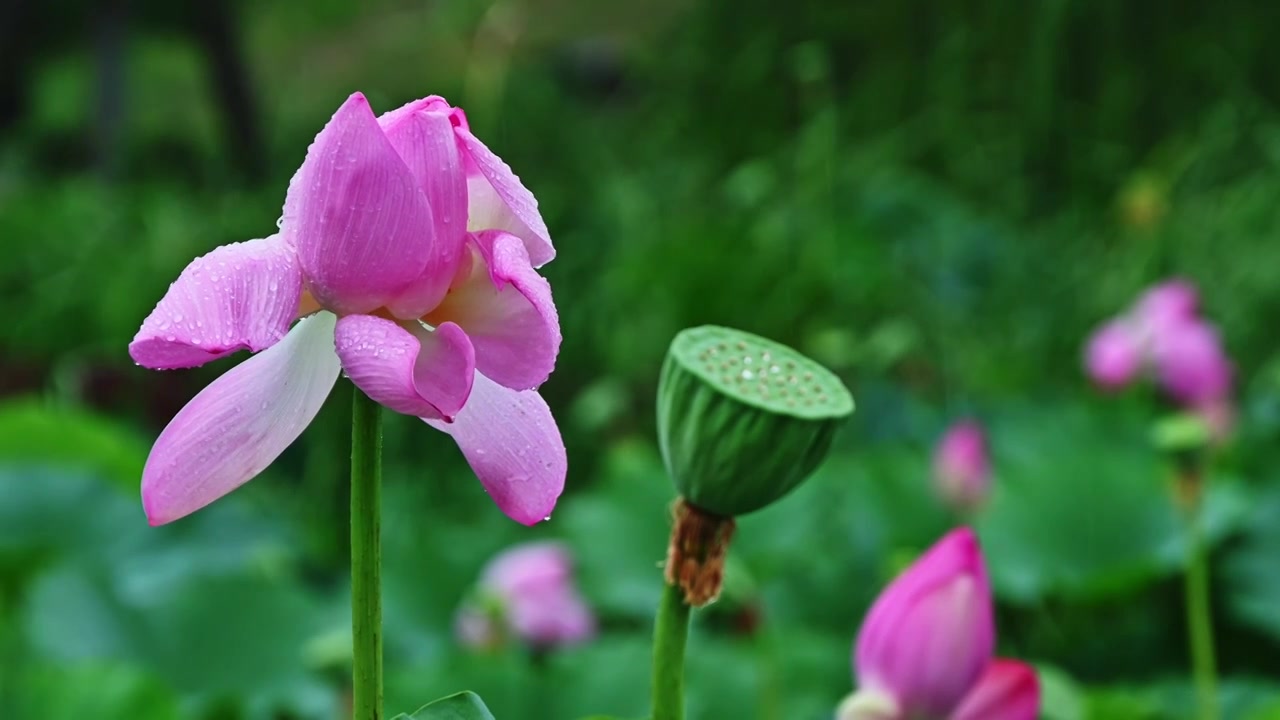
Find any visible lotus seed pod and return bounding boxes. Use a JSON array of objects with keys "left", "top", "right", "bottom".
[{"left": 657, "top": 325, "right": 854, "bottom": 516}]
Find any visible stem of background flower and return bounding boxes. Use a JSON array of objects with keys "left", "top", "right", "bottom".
[
  {"left": 1185, "top": 498, "right": 1220, "bottom": 720},
  {"left": 351, "top": 386, "right": 384, "bottom": 720},
  {"left": 651, "top": 581, "right": 692, "bottom": 720},
  {"left": 756, "top": 626, "right": 781, "bottom": 720}
]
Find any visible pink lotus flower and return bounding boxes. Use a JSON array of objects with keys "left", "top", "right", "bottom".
[
  {"left": 456, "top": 541, "right": 595, "bottom": 648},
  {"left": 1083, "top": 278, "right": 1232, "bottom": 410},
  {"left": 933, "top": 421, "right": 991, "bottom": 511},
  {"left": 851, "top": 528, "right": 995, "bottom": 719},
  {"left": 951, "top": 659, "right": 1039, "bottom": 720},
  {"left": 129, "top": 92, "right": 564, "bottom": 526}
]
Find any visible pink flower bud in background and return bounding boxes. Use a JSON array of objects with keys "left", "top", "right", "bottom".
[
  {"left": 1150, "top": 319, "right": 1232, "bottom": 407},
  {"left": 1084, "top": 319, "right": 1144, "bottom": 390},
  {"left": 951, "top": 659, "right": 1040, "bottom": 720},
  {"left": 1084, "top": 278, "right": 1235, "bottom": 427},
  {"left": 456, "top": 541, "right": 595, "bottom": 650},
  {"left": 853, "top": 527, "right": 995, "bottom": 719},
  {"left": 933, "top": 421, "right": 991, "bottom": 511}
]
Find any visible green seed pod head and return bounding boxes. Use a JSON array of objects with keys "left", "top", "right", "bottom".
[{"left": 657, "top": 326, "right": 854, "bottom": 516}]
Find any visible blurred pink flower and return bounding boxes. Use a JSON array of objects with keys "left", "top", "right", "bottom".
[
  {"left": 1150, "top": 319, "right": 1233, "bottom": 407},
  {"left": 933, "top": 421, "right": 992, "bottom": 511},
  {"left": 1083, "top": 279, "right": 1232, "bottom": 413},
  {"left": 130, "top": 92, "right": 564, "bottom": 526},
  {"left": 951, "top": 659, "right": 1040, "bottom": 720},
  {"left": 457, "top": 542, "right": 596, "bottom": 649},
  {"left": 1084, "top": 319, "right": 1144, "bottom": 390},
  {"left": 851, "top": 528, "right": 995, "bottom": 719},
  {"left": 1136, "top": 279, "right": 1199, "bottom": 332}
]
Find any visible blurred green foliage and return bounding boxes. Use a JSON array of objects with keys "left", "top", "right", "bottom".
[{"left": 4, "top": 0, "right": 1280, "bottom": 718}]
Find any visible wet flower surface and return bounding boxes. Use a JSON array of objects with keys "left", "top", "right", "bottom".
[{"left": 131, "top": 93, "right": 565, "bottom": 526}]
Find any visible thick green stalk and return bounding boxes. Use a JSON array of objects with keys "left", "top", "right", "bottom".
[
  {"left": 351, "top": 387, "right": 384, "bottom": 720},
  {"left": 651, "top": 582, "right": 692, "bottom": 720},
  {"left": 1185, "top": 503, "right": 1219, "bottom": 720}
]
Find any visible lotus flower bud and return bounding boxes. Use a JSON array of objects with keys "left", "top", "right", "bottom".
[
  {"left": 656, "top": 325, "right": 854, "bottom": 517},
  {"left": 456, "top": 542, "right": 595, "bottom": 649},
  {"left": 933, "top": 421, "right": 991, "bottom": 511},
  {"left": 951, "top": 659, "right": 1040, "bottom": 720},
  {"left": 853, "top": 528, "right": 995, "bottom": 719}
]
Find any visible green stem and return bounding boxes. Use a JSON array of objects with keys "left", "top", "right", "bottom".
[
  {"left": 755, "top": 626, "right": 781, "bottom": 720},
  {"left": 1185, "top": 502, "right": 1219, "bottom": 720},
  {"left": 351, "top": 387, "right": 384, "bottom": 720},
  {"left": 652, "top": 582, "right": 692, "bottom": 720}
]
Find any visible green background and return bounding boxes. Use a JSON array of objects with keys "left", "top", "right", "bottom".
[{"left": 3, "top": 0, "right": 1280, "bottom": 718}]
